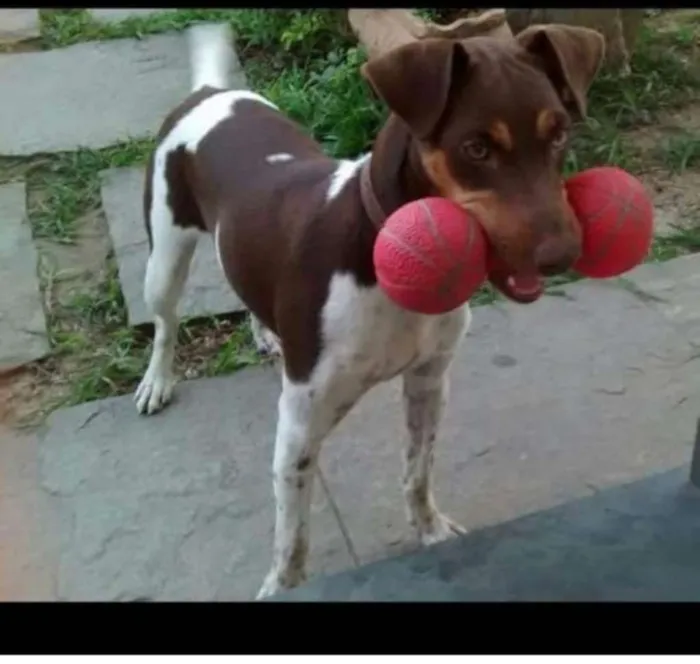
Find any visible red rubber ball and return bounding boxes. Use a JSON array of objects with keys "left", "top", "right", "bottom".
[
  {"left": 567, "top": 166, "right": 654, "bottom": 279},
  {"left": 373, "top": 197, "right": 488, "bottom": 315}
]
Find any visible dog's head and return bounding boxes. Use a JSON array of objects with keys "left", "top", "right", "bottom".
[{"left": 361, "top": 25, "right": 605, "bottom": 303}]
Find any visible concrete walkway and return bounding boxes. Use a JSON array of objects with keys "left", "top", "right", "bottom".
[
  {"left": 0, "top": 32, "right": 192, "bottom": 155},
  {"left": 14, "top": 256, "right": 700, "bottom": 600},
  {"left": 0, "top": 182, "right": 49, "bottom": 371},
  {"left": 274, "top": 467, "right": 700, "bottom": 601},
  {"left": 0, "top": 424, "right": 59, "bottom": 600},
  {"left": 100, "top": 167, "right": 246, "bottom": 326}
]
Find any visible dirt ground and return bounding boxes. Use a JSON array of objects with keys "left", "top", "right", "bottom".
[{"left": 625, "top": 98, "right": 700, "bottom": 235}]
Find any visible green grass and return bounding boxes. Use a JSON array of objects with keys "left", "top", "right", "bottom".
[
  {"left": 38, "top": 9, "right": 700, "bottom": 168},
  {"left": 56, "top": 330, "right": 149, "bottom": 405},
  {"left": 260, "top": 47, "right": 385, "bottom": 156},
  {"left": 40, "top": 9, "right": 355, "bottom": 64},
  {"left": 42, "top": 262, "right": 262, "bottom": 407},
  {"left": 651, "top": 225, "right": 700, "bottom": 261},
  {"left": 657, "top": 133, "right": 700, "bottom": 173},
  {"left": 203, "top": 323, "right": 260, "bottom": 377},
  {"left": 42, "top": 264, "right": 150, "bottom": 405},
  {"left": 0, "top": 139, "right": 154, "bottom": 243},
  {"left": 14, "top": 9, "right": 700, "bottom": 412},
  {"left": 564, "top": 23, "right": 700, "bottom": 175},
  {"left": 589, "top": 26, "right": 700, "bottom": 125}
]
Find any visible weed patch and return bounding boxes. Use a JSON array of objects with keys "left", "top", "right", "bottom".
[
  {"left": 0, "top": 139, "right": 153, "bottom": 243},
  {"left": 42, "top": 261, "right": 262, "bottom": 409}
]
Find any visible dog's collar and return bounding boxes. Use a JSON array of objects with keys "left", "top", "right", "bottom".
[{"left": 359, "top": 157, "right": 387, "bottom": 229}]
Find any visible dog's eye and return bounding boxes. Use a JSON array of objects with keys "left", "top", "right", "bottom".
[
  {"left": 551, "top": 129, "right": 568, "bottom": 149},
  {"left": 462, "top": 139, "right": 490, "bottom": 161}
]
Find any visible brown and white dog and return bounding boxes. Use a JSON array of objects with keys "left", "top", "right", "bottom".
[{"left": 135, "top": 20, "right": 605, "bottom": 598}]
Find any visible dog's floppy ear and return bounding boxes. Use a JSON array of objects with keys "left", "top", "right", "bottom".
[
  {"left": 516, "top": 24, "right": 605, "bottom": 121},
  {"left": 361, "top": 39, "right": 466, "bottom": 140}
]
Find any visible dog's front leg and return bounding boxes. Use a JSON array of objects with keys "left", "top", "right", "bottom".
[
  {"left": 256, "top": 371, "right": 364, "bottom": 599},
  {"left": 401, "top": 309, "right": 470, "bottom": 545},
  {"left": 402, "top": 352, "right": 466, "bottom": 545}
]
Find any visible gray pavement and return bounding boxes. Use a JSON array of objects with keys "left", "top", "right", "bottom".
[
  {"left": 273, "top": 467, "right": 700, "bottom": 601},
  {"left": 101, "top": 167, "right": 246, "bottom": 327},
  {"left": 0, "top": 182, "right": 49, "bottom": 372},
  {"left": 32, "top": 258, "right": 700, "bottom": 600},
  {"left": 0, "top": 33, "right": 192, "bottom": 155},
  {"left": 0, "top": 9, "right": 40, "bottom": 45},
  {"left": 0, "top": 425, "right": 59, "bottom": 600},
  {"left": 39, "top": 368, "right": 354, "bottom": 601}
]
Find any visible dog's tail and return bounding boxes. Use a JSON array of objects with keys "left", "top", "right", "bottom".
[{"left": 188, "top": 22, "right": 232, "bottom": 92}]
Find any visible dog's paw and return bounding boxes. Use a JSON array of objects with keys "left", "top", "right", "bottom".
[
  {"left": 250, "top": 316, "right": 282, "bottom": 358},
  {"left": 255, "top": 577, "right": 288, "bottom": 601},
  {"left": 255, "top": 579, "right": 281, "bottom": 601},
  {"left": 255, "top": 567, "right": 306, "bottom": 600},
  {"left": 254, "top": 331, "right": 282, "bottom": 358},
  {"left": 134, "top": 369, "right": 176, "bottom": 415},
  {"left": 418, "top": 512, "right": 467, "bottom": 546}
]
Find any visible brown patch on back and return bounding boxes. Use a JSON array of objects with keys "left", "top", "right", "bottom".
[
  {"left": 144, "top": 86, "right": 223, "bottom": 248},
  {"left": 185, "top": 98, "right": 378, "bottom": 384},
  {"left": 164, "top": 145, "right": 206, "bottom": 232},
  {"left": 489, "top": 120, "right": 513, "bottom": 151},
  {"left": 536, "top": 108, "right": 557, "bottom": 140}
]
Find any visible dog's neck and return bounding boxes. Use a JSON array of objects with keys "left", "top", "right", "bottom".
[{"left": 367, "top": 115, "right": 436, "bottom": 222}]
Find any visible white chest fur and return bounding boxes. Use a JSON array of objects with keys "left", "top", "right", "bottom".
[{"left": 317, "top": 273, "right": 470, "bottom": 387}]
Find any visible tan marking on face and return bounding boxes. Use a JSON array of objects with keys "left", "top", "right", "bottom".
[
  {"left": 420, "top": 149, "right": 580, "bottom": 273},
  {"left": 420, "top": 149, "right": 461, "bottom": 200},
  {"left": 421, "top": 148, "right": 495, "bottom": 208},
  {"left": 489, "top": 120, "right": 513, "bottom": 151},
  {"left": 536, "top": 109, "right": 557, "bottom": 140},
  {"left": 420, "top": 149, "right": 486, "bottom": 204},
  {"left": 420, "top": 150, "right": 523, "bottom": 262}
]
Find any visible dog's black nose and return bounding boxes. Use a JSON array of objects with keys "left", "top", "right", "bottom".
[{"left": 534, "top": 237, "right": 577, "bottom": 276}]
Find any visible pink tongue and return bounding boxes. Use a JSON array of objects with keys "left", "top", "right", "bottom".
[{"left": 509, "top": 273, "right": 543, "bottom": 294}]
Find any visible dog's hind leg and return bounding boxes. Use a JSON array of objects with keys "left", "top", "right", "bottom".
[
  {"left": 135, "top": 153, "right": 201, "bottom": 415},
  {"left": 250, "top": 314, "right": 282, "bottom": 358}
]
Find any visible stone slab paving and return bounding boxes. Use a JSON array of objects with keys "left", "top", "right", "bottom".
[
  {"left": 0, "top": 9, "right": 40, "bottom": 45},
  {"left": 273, "top": 468, "right": 700, "bottom": 601},
  {"left": 101, "top": 167, "right": 246, "bottom": 326},
  {"left": 0, "top": 31, "right": 244, "bottom": 156},
  {"left": 312, "top": 271, "right": 700, "bottom": 565},
  {"left": 39, "top": 368, "right": 354, "bottom": 601},
  {"left": 625, "top": 253, "right": 700, "bottom": 333},
  {"left": 34, "top": 259, "right": 700, "bottom": 600},
  {"left": 89, "top": 9, "right": 173, "bottom": 24},
  {"left": 0, "top": 182, "right": 49, "bottom": 372},
  {"left": 0, "top": 425, "right": 59, "bottom": 600}
]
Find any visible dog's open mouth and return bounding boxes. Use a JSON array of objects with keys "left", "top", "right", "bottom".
[{"left": 488, "top": 259, "right": 544, "bottom": 304}]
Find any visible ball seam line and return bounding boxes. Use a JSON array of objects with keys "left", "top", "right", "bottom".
[
  {"left": 418, "top": 199, "right": 463, "bottom": 267},
  {"left": 380, "top": 227, "right": 441, "bottom": 271}
]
